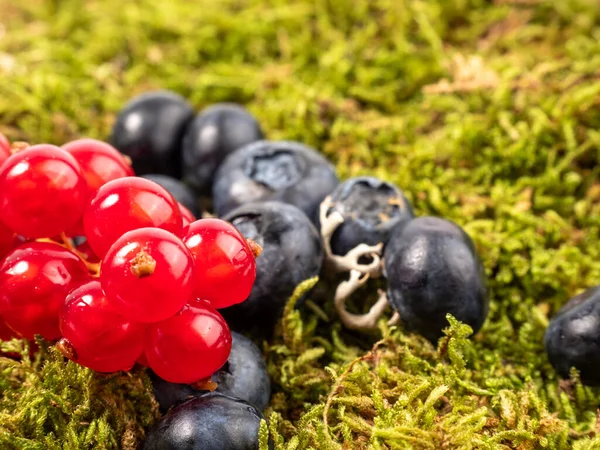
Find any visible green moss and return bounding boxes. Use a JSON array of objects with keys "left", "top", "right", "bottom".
[{"left": 2, "top": 0, "right": 600, "bottom": 448}]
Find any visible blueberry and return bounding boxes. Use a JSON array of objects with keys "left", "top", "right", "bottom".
[
  {"left": 383, "top": 217, "right": 489, "bottom": 342},
  {"left": 181, "top": 104, "right": 264, "bottom": 194},
  {"left": 220, "top": 201, "right": 323, "bottom": 334},
  {"left": 150, "top": 332, "right": 271, "bottom": 413},
  {"left": 213, "top": 141, "right": 338, "bottom": 223},
  {"left": 143, "top": 393, "right": 266, "bottom": 450},
  {"left": 110, "top": 91, "right": 194, "bottom": 177},
  {"left": 141, "top": 174, "right": 200, "bottom": 218},
  {"left": 544, "top": 286, "right": 600, "bottom": 385},
  {"left": 327, "top": 176, "right": 414, "bottom": 255}
]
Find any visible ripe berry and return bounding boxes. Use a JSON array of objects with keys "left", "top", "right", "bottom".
[
  {"left": 62, "top": 138, "right": 134, "bottom": 193},
  {"left": 0, "top": 315, "right": 16, "bottom": 341},
  {"left": 83, "top": 177, "right": 183, "bottom": 258},
  {"left": 182, "top": 103, "right": 264, "bottom": 194},
  {"left": 142, "top": 174, "right": 200, "bottom": 218},
  {"left": 143, "top": 393, "right": 265, "bottom": 450},
  {"left": 221, "top": 202, "right": 323, "bottom": 335},
  {"left": 545, "top": 285, "right": 600, "bottom": 385},
  {"left": 182, "top": 219, "right": 256, "bottom": 309},
  {"left": 326, "top": 176, "right": 414, "bottom": 255},
  {"left": 0, "top": 132, "right": 10, "bottom": 163},
  {"left": 213, "top": 140, "right": 339, "bottom": 223},
  {"left": 179, "top": 203, "right": 196, "bottom": 228},
  {"left": 101, "top": 227, "right": 195, "bottom": 323},
  {"left": 0, "top": 145, "right": 88, "bottom": 238},
  {"left": 0, "top": 220, "right": 17, "bottom": 259},
  {"left": 58, "top": 280, "right": 145, "bottom": 372},
  {"left": 145, "top": 304, "right": 231, "bottom": 384},
  {"left": 0, "top": 242, "right": 90, "bottom": 339},
  {"left": 383, "top": 217, "right": 489, "bottom": 343},
  {"left": 151, "top": 331, "right": 271, "bottom": 413},
  {"left": 110, "top": 90, "right": 194, "bottom": 177}
]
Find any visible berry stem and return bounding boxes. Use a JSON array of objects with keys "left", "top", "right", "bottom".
[
  {"left": 190, "top": 378, "right": 218, "bottom": 392},
  {"left": 246, "top": 238, "right": 262, "bottom": 258},
  {"left": 58, "top": 233, "right": 101, "bottom": 277},
  {"left": 10, "top": 141, "right": 30, "bottom": 153},
  {"left": 56, "top": 337, "right": 78, "bottom": 361}
]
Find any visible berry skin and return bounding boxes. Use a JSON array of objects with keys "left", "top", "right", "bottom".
[
  {"left": 383, "top": 217, "right": 489, "bottom": 343},
  {"left": 0, "top": 220, "right": 17, "bottom": 259},
  {"left": 110, "top": 91, "right": 194, "bottom": 177},
  {"left": 83, "top": 177, "right": 183, "bottom": 258},
  {"left": 326, "top": 176, "right": 414, "bottom": 255},
  {"left": 145, "top": 304, "right": 232, "bottom": 384},
  {"left": 142, "top": 174, "right": 200, "bottom": 218},
  {"left": 0, "top": 242, "right": 90, "bottom": 339},
  {"left": 0, "top": 315, "right": 16, "bottom": 341},
  {"left": 0, "top": 132, "right": 10, "bottom": 163},
  {"left": 213, "top": 140, "right": 339, "bottom": 223},
  {"left": 221, "top": 202, "right": 323, "bottom": 335},
  {"left": 62, "top": 138, "right": 134, "bottom": 193},
  {"left": 182, "top": 103, "right": 264, "bottom": 194},
  {"left": 182, "top": 219, "right": 256, "bottom": 309},
  {"left": 0, "top": 145, "right": 88, "bottom": 238},
  {"left": 544, "top": 286, "right": 600, "bottom": 385},
  {"left": 101, "top": 227, "right": 195, "bottom": 323},
  {"left": 150, "top": 331, "right": 271, "bottom": 413},
  {"left": 143, "top": 393, "right": 265, "bottom": 450},
  {"left": 58, "top": 280, "right": 145, "bottom": 372},
  {"left": 179, "top": 203, "right": 196, "bottom": 228}
]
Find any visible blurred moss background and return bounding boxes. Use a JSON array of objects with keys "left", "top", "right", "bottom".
[{"left": 2, "top": 0, "right": 600, "bottom": 448}]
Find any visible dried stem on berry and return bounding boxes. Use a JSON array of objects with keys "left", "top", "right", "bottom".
[
  {"left": 246, "top": 238, "right": 263, "bottom": 258},
  {"left": 10, "top": 141, "right": 30, "bottom": 153},
  {"left": 56, "top": 338, "right": 78, "bottom": 361},
  {"left": 334, "top": 271, "right": 396, "bottom": 330},
  {"left": 130, "top": 251, "right": 156, "bottom": 278},
  {"left": 319, "top": 196, "right": 383, "bottom": 276},
  {"left": 57, "top": 233, "right": 101, "bottom": 277},
  {"left": 191, "top": 378, "right": 218, "bottom": 392}
]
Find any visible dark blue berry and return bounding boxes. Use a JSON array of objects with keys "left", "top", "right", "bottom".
[
  {"left": 143, "top": 393, "right": 266, "bottom": 450},
  {"left": 544, "top": 286, "right": 600, "bottom": 385},
  {"left": 150, "top": 332, "right": 271, "bottom": 413},
  {"left": 110, "top": 91, "right": 194, "bottom": 177},
  {"left": 327, "top": 176, "right": 414, "bottom": 255},
  {"left": 141, "top": 174, "right": 200, "bottom": 218},
  {"left": 213, "top": 141, "right": 338, "bottom": 224},
  {"left": 182, "top": 104, "right": 264, "bottom": 194},
  {"left": 383, "top": 217, "right": 489, "bottom": 342},
  {"left": 220, "top": 201, "right": 323, "bottom": 334}
]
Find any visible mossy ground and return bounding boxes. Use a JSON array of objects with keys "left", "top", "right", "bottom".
[{"left": 1, "top": 0, "right": 600, "bottom": 448}]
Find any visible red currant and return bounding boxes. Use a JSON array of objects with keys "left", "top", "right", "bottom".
[
  {"left": 145, "top": 304, "right": 231, "bottom": 384},
  {"left": 58, "top": 280, "right": 145, "bottom": 372},
  {"left": 0, "top": 220, "right": 17, "bottom": 259},
  {"left": 0, "top": 242, "right": 90, "bottom": 339},
  {"left": 136, "top": 351, "right": 149, "bottom": 367},
  {"left": 0, "top": 132, "right": 10, "bottom": 165},
  {"left": 179, "top": 203, "right": 196, "bottom": 228},
  {"left": 100, "top": 227, "right": 194, "bottom": 323},
  {"left": 83, "top": 177, "right": 183, "bottom": 258},
  {"left": 182, "top": 219, "right": 256, "bottom": 309},
  {"left": 63, "top": 138, "right": 134, "bottom": 193},
  {"left": 0, "top": 145, "right": 88, "bottom": 238},
  {"left": 0, "top": 315, "right": 16, "bottom": 340}
]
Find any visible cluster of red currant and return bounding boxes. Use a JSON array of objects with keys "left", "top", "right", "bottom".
[{"left": 0, "top": 134, "right": 259, "bottom": 384}]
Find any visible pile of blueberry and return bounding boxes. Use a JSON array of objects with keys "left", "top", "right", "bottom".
[{"left": 0, "top": 88, "right": 593, "bottom": 449}]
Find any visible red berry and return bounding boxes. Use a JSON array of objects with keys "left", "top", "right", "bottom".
[
  {"left": 0, "top": 242, "right": 90, "bottom": 339},
  {"left": 63, "top": 138, "right": 134, "bottom": 193},
  {"left": 58, "top": 280, "right": 145, "bottom": 372},
  {"left": 0, "top": 220, "right": 16, "bottom": 259},
  {"left": 0, "top": 315, "right": 16, "bottom": 340},
  {"left": 101, "top": 227, "right": 194, "bottom": 323},
  {"left": 83, "top": 177, "right": 183, "bottom": 258},
  {"left": 182, "top": 219, "right": 256, "bottom": 309},
  {"left": 179, "top": 203, "right": 196, "bottom": 228},
  {"left": 145, "top": 304, "right": 231, "bottom": 384},
  {"left": 0, "top": 132, "right": 10, "bottom": 165},
  {"left": 136, "top": 351, "right": 150, "bottom": 367},
  {"left": 0, "top": 145, "right": 88, "bottom": 238}
]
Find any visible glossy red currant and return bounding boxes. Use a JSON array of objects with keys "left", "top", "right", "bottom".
[
  {"left": 0, "top": 315, "right": 15, "bottom": 341},
  {"left": 182, "top": 219, "right": 256, "bottom": 309},
  {"left": 58, "top": 280, "right": 145, "bottom": 372},
  {"left": 145, "top": 304, "right": 232, "bottom": 384},
  {"left": 179, "top": 202, "right": 196, "bottom": 228},
  {"left": 0, "top": 220, "right": 16, "bottom": 259},
  {"left": 0, "top": 242, "right": 90, "bottom": 339},
  {"left": 0, "top": 132, "right": 10, "bottom": 165},
  {"left": 0, "top": 145, "right": 88, "bottom": 238},
  {"left": 100, "top": 227, "right": 195, "bottom": 323},
  {"left": 63, "top": 138, "right": 134, "bottom": 193},
  {"left": 83, "top": 177, "right": 183, "bottom": 258}
]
